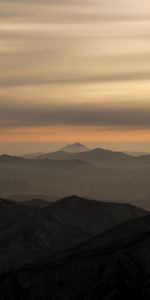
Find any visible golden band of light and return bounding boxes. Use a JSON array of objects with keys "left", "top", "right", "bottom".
[{"left": 0, "top": 126, "right": 150, "bottom": 143}]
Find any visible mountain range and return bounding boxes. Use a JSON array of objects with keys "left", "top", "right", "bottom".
[
  {"left": 0, "top": 195, "right": 147, "bottom": 275},
  {"left": 23, "top": 143, "right": 89, "bottom": 158},
  {"left": 0, "top": 145, "right": 150, "bottom": 209},
  {"left": 25, "top": 145, "right": 150, "bottom": 169},
  {"left": 0, "top": 195, "right": 149, "bottom": 299}
]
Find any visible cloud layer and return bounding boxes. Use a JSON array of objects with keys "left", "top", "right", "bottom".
[
  {"left": 0, "top": 102, "right": 150, "bottom": 128},
  {"left": 0, "top": 0, "right": 150, "bottom": 150}
]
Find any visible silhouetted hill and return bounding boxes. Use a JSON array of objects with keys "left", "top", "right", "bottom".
[
  {"left": 37, "top": 150, "right": 70, "bottom": 160},
  {"left": 36, "top": 147, "right": 150, "bottom": 169},
  {"left": 0, "top": 196, "right": 147, "bottom": 275},
  {"left": 23, "top": 143, "right": 89, "bottom": 159},
  {"left": 48, "top": 195, "right": 147, "bottom": 236},
  {"left": 0, "top": 197, "right": 90, "bottom": 274},
  {"left": 75, "top": 148, "right": 133, "bottom": 167},
  {"left": 1, "top": 215, "right": 150, "bottom": 299}
]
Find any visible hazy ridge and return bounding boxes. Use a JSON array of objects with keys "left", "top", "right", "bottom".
[{"left": 0, "top": 145, "right": 150, "bottom": 209}]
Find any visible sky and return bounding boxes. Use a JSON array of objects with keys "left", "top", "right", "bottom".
[{"left": 0, "top": 0, "right": 150, "bottom": 154}]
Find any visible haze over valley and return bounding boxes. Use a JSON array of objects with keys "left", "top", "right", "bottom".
[{"left": 0, "top": 143, "right": 149, "bottom": 211}]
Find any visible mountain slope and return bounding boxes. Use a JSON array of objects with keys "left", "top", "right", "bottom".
[
  {"left": 72, "top": 148, "right": 150, "bottom": 168},
  {"left": 0, "top": 198, "right": 90, "bottom": 274},
  {"left": 47, "top": 195, "right": 148, "bottom": 236},
  {"left": 36, "top": 147, "right": 150, "bottom": 169},
  {"left": 23, "top": 143, "right": 89, "bottom": 159},
  {"left": 1, "top": 215, "right": 150, "bottom": 299},
  {"left": 0, "top": 196, "right": 147, "bottom": 275},
  {"left": 37, "top": 150, "right": 70, "bottom": 160}
]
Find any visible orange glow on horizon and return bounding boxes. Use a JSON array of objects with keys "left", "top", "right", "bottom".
[{"left": 0, "top": 126, "right": 150, "bottom": 144}]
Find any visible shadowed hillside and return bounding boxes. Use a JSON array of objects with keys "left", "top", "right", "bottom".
[
  {"left": 0, "top": 196, "right": 147, "bottom": 275},
  {"left": 1, "top": 215, "right": 150, "bottom": 299}
]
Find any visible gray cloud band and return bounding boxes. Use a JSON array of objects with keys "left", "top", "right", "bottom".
[
  {"left": 0, "top": 105, "right": 150, "bottom": 128},
  {"left": 1, "top": 71, "right": 150, "bottom": 87}
]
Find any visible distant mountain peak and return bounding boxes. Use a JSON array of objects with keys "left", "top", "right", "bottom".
[{"left": 60, "top": 143, "right": 89, "bottom": 153}]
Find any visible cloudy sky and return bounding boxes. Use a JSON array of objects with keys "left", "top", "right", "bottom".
[{"left": 0, "top": 0, "right": 150, "bottom": 154}]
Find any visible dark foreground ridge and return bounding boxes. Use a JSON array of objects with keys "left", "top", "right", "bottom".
[
  {"left": 1, "top": 214, "right": 150, "bottom": 299},
  {"left": 0, "top": 196, "right": 149, "bottom": 299},
  {"left": 0, "top": 195, "right": 147, "bottom": 274}
]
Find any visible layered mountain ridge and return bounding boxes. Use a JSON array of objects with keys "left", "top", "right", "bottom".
[
  {"left": 0, "top": 146, "right": 150, "bottom": 209},
  {"left": 0, "top": 197, "right": 149, "bottom": 299},
  {"left": 0, "top": 195, "right": 147, "bottom": 275}
]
